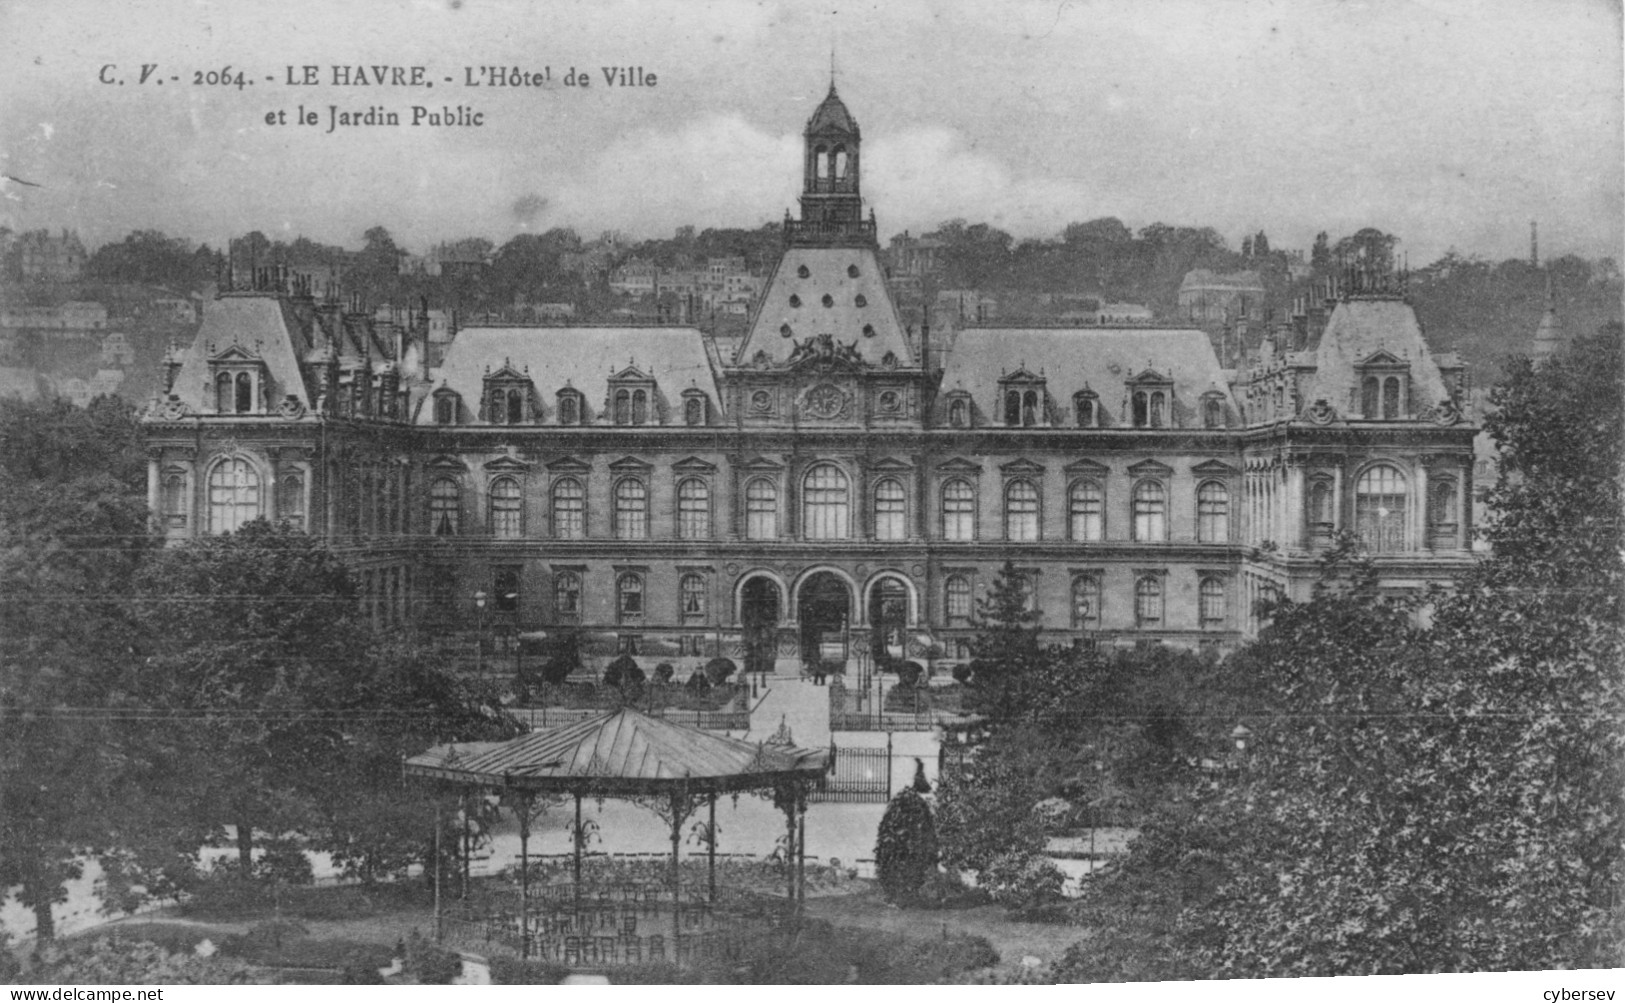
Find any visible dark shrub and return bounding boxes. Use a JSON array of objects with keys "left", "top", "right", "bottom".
[
  {"left": 404, "top": 931, "right": 460, "bottom": 984},
  {"left": 685, "top": 670, "right": 712, "bottom": 692},
  {"left": 488, "top": 956, "right": 571, "bottom": 984},
  {"left": 911, "top": 757, "right": 931, "bottom": 793},
  {"left": 703, "top": 656, "right": 737, "bottom": 686},
  {"left": 540, "top": 655, "right": 575, "bottom": 686},
  {"left": 982, "top": 850, "right": 1067, "bottom": 910},
  {"left": 875, "top": 788, "right": 940, "bottom": 903},
  {"left": 653, "top": 662, "right": 675, "bottom": 684},
  {"left": 895, "top": 660, "right": 924, "bottom": 688},
  {"left": 603, "top": 654, "right": 645, "bottom": 689},
  {"left": 951, "top": 662, "right": 972, "bottom": 684}
]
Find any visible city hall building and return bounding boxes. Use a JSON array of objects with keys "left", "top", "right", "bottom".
[{"left": 140, "top": 86, "right": 1479, "bottom": 672}]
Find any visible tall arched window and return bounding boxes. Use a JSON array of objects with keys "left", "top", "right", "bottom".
[
  {"left": 1199, "top": 576, "right": 1227, "bottom": 627},
  {"left": 802, "top": 463, "right": 849, "bottom": 540},
  {"left": 1362, "top": 376, "right": 1380, "bottom": 418},
  {"left": 945, "top": 575, "right": 972, "bottom": 625},
  {"left": 277, "top": 472, "right": 305, "bottom": 531},
  {"left": 235, "top": 372, "right": 253, "bottom": 414},
  {"left": 942, "top": 479, "right": 976, "bottom": 541},
  {"left": 745, "top": 478, "right": 778, "bottom": 540},
  {"left": 1004, "top": 391, "right": 1021, "bottom": 426},
  {"left": 873, "top": 478, "right": 907, "bottom": 541},
  {"left": 1004, "top": 479, "right": 1039, "bottom": 542},
  {"left": 215, "top": 373, "right": 233, "bottom": 413},
  {"left": 1355, "top": 464, "right": 1407, "bottom": 552},
  {"left": 434, "top": 396, "right": 455, "bottom": 425},
  {"left": 430, "top": 476, "right": 459, "bottom": 536},
  {"left": 1022, "top": 390, "right": 1039, "bottom": 427},
  {"left": 617, "top": 573, "right": 644, "bottom": 623},
  {"left": 614, "top": 389, "right": 631, "bottom": 425},
  {"left": 489, "top": 476, "right": 522, "bottom": 538},
  {"left": 814, "top": 145, "right": 830, "bottom": 181},
  {"left": 632, "top": 389, "right": 648, "bottom": 425},
  {"left": 1133, "top": 391, "right": 1149, "bottom": 427},
  {"left": 1132, "top": 480, "right": 1167, "bottom": 542},
  {"left": 1072, "top": 575, "right": 1101, "bottom": 629},
  {"left": 1309, "top": 478, "right": 1334, "bottom": 541},
  {"left": 1069, "top": 480, "right": 1103, "bottom": 541},
  {"left": 552, "top": 477, "right": 585, "bottom": 539},
  {"left": 833, "top": 146, "right": 848, "bottom": 179},
  {"left": 505, "top": 388, "right": 524, "bottom": 425},
  {"left": 685, "top": 397, "right": 704, "bottom": 426},
  {"left": 558, "top": 393, "right": 579, "bottom": 426},
  {"left": 1075, "top": 393, "right": 1097, "bottom": 428},
  {"left": 1428, "top": 476, "right": 1459, "bottom": 546},
  {"left": 680, "top": 573, "right": 707, "bottom": 623},
  {"left": 1149, "top": 391, "right": 1165, "bottom": 428},
  {"left": 207, "top": 458, "right": 260, "bottom": 534},
  {"left": 1382, "top": 377, "right": 1401, "bottom": 419},
  {"left": 614, "top": 478, "right": 648, "bottom": 539},
  {"left": 1134, "top": 575, "right": 1163, "bottom": 627},
  {"left": 1203, "top": 397, "right": 1224, "bottom": 429},
  {"left": 160, "top": 470, "right": 187, "bottom": 528},
  {"left": 677, "top": 478, "right": 709, "bottom": 539},
  {"left": 554, "top": 571, "right": 581, "bottom": 617},
  {"left": 948, "top": 398, "right": 968, "bottom": 428},
  {"left": 1197, "top": 481, "right": 1230, "bottom": 543}
]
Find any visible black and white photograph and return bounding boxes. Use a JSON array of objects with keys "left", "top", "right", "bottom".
[{"left": 0, "top": 0, "right": 1620, "bottom": 989}]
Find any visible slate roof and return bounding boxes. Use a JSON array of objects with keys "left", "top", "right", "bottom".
[
  {"left": 1302, "top": 298, "right": 1450, "bottom": 410},
  {"left": 167, "top": 294, "right": 317, "bottom": 412},
  {"left": 733, "top": 245, "right": 914, "bottom": 368},
  {"left": 936, "top": 326, "right": 1234, "bottom": 426},
  {"left": 426, "top": 325, "right": 721, "bottom": 425},
  {"left": 404, "top": 708, "right": 830, "bottom": 794},
  {"left": 806, "top": 85, "right": 858, "bottom": 136}
]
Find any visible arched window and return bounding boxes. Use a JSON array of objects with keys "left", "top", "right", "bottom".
[
  {"left": 802, "top": 463, "right": 849, "bottom": 540},
  {"left": 1004, "top": 479, "right": 1039, "bottom": 542},
  {"left": 1022, "top": 390, "right": 1039, "bottom": 427},
  {"left": 685, "top": 396, "right": 704, "bottom": 426},
  {"left": 1362, "top": 376, "right": 1380, "bottom": 418},
  {"left": 506, "top": 388, "right": 524, "bottom": 425},
  {"left": 1199, "top": 576, "right": 1227, "bottom": 627},
  {"left": 614, "top": 478, "right": 648, "bottom": 539},
  {"left": 814, "top": 145, "right": 830, "bottom": 181},
  {"left": 1429, "top": 476, "right": 1459, "bottom": 546},
  {"left": 1197, "top": 481, "right": 1230, "bottom": 543},
  {"left": 632, "top": 389, "right": 648, "bottom": 425},
  {"left": 1072, "top": 575, "right": 1101, "bottom": 629},
  {"left": 160, "top": 471, "right": 187, "bottom": 528},
  {"left": 277, "top": 472, "right": 305, "bottom": 531},
  {"left": 1075, "top": 393, "right": 1097, "bottom": 428},
  {"left": 558, "top": 393, "right": 579, "bottom": 426},
  {"left": 677, "top": 477, "right": 709, "bottom": 540},
  {"left": 617, "top": 573, "right": 644, "bottom": 623},
  {"left": 235, "top": 372, "right": 253, "bottom": 414},
  {"left": 207, "top": 458, "right": 260, "bottom": 534},
  {"left": 215, "top": 373, "right": 233, "bottom": 413},
  {"left": 680, "top": 573, "right": 707, "bottom": 623},
  {"left": 1132, "top": 391, "right": 1149, "bottom": 427},
  {"left": 745, "top": 478, "right": 778, "bottom": 540},
  {"left": 945, "top": 575, "right": 972, "bottom": 625},
  {"left": 1004, "top": 390, "right": 1021, "bottom": 426},
  {"left": 430, "top": 476, "right": 459, "bottom": 536},
  {"left": 1149, "top": 391, "right": 1165, "bottom": 428},
  {"left": 614, "top": 389, "right": 631, "bottom": 425},
  {"left": 434, "top": 396, "right": 455, "bottom": 425},
  {"left": 1203, "top": 397, "right": 1224, "bottom": 429},
  {"left": 1069, "top": 480, "right": 1103, "bottom": 542},
  {"left": 1134, "top": 575, "right": 1163, "bottom": 627},
  {"left": 489, "top": 476, "right": 522, "bottom": 538},
  {"left": 1382, "top": 377, "right": 1400, "bottom": 419},
  {"left": 942, "top": 479, "right": 975, "bottom": 541},
  {"left": 833, "top": 146, "right": 848, "bottom": 180},
  {"left": 1309, "top": 478, "right": 1334, "bottom": 540},
  {"left": 874, "top": 478, "right": 907, "bottom": 541},
  {"left": 1132, "top": 480, "right": 1167, "bottom": 542},
  {"left": 554, "top": 571, "right": 581, "bottom": 617},
  {"left": 552, "top": 477, "right": 585, "bottom": 539},
  {"left": 949, "top": 398, "right": 968, "bottom": 428},
  {"left": 1355, "top": 464, "right": 1407, "bottom": 552}
]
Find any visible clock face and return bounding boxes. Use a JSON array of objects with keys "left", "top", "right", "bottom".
[
  {"left": 751, "top": 390, "right": 773, "bottom": 412},
  {"left": 805, "top": 383, "right": 845, "bottom": 419},
  {"left": 879, "top": 390, "right": 901, "bottom": 413}
]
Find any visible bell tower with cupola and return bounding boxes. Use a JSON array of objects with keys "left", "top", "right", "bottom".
[{"left": 793, "top": 83, "right": 871, "bottom": 244}]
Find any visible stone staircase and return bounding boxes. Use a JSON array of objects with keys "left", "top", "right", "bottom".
[{"left": 746, "top": 675, "right": 832, "bottom": 748}]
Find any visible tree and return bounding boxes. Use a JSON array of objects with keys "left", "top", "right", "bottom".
[{"left": 874, "top": 789, "right": 939, "bottom": 903}]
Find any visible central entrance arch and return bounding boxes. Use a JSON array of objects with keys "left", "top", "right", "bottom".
[
  {"left": 868, "top": 576, "right": 910, "bottom": 664},
  {"left": 798, "top": 571, "right": 852, "bottom": 666}
]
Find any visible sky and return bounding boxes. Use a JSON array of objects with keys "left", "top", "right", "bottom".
[{"left": 0, "top": 0, "right": 1620, "bottom": 265}]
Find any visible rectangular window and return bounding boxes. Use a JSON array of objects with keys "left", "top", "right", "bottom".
[{"left": 494, "top": 567, "right": 521, "bottom": 613}]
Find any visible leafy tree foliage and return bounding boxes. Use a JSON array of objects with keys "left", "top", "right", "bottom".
[{"left": 874, "top": 788, "right": 939, "bottom": 903}]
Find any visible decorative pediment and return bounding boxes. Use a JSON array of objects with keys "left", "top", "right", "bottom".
[
  {"left": 1357, "top": 350, "right": 1407, "bottom": 368},
  {"left": 1127, "top": 459, "right": 1174, "bottom": 478},
  {"left": 1064, "top": 458, "right": 1109, "bottom": 476},
  {"left": 1127, "top": 368, "right": 1172, "bottom": 385},
  {"left": 738, "top": 454, "right": 786, "bottom": 472},
  {"left": 484, "top": 455, "right": 532, "bottom": 472},
  {"left": 610, "top": 364, "right": 654, "bottom": 383},
  {"left": 545, "top": 456, "right": 591, "bottom": 473},
  {"left": 1000, "top": 366, "right": 1043, "bottom": 383},
  {"left": 869, "top": 457, "right": 914, "bottom": 472},
  {"left": 426, "top": 455, "right": 469, "bottom": 471},
  {"left": 1191, "top": 459, "right": 1239, "bottom": 477},
  {"left": 999, "top": 458, "right": 1046, "bottom": 475},
  {"left": 608, "top": 455, "right": 653, "bottom": 472},
  {"left": 208, "top": 343, "right": 264, "bottom": 364},
  {"left": 485, "top": 360, "right": 529, "bottom": 382},
  {"left": 671, "top": 456, "right": 718, "bottom": 474},
  {"left": 937, "top": 457, "right": 982, "bottom": 473}
]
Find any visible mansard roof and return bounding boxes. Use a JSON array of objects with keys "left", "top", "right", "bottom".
[
  {"left": 806, "top": 84, "right": 858, "bottom": 137},
  {"left": 734, "top": 245, "right": 913, "bottom": 368},
  {"left": 167, "top": 294, "right": 315, "bottom": 412},
  {"left": 1304, "top": 298, "right": 1449, "bottom": 410},
  {"left": 937, "top": 326, "right": 1233, "bottom": 416},
  {"left": 425, "top": 325, "right": 720, "bottom": 426}
]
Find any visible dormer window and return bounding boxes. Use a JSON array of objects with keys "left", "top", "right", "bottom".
[
  {"left": 557, "top": 388, "right": 583, "bottom": 426},
  {"left": 948, "top": 396, "right": 969, "bottom": 428},
  {"left": 1127, "top": 369, "right": 1175, "bottom": 428},
  {"left": 431, "top": 387, "right": 461, "bottom": 425},
  {"left": 997, "top": 369, "right": 1047, "bottom": 428},
  {"left": 608, "top": 364, "right": 658, "bottom": 427},
  {"left": 480, "top": 360, "right": 536, "bottom": 425},
  {"left": 207, "top": 345, "right": 267, "bottom": 415},
  {"left": 681, "top": 390, "right": 709, "bottom": 426},
  {"left": 1355, "top": 351, "right": 1410, "bottom": 420},
  {"left": 1073, "top": 390, "right": 1099, "bottom": 428},
  {"left": 1200, "top": 392, "right": 1227, "bottom": 429}
]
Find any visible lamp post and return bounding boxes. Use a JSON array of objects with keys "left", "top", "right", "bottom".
[
  {"left": 505, "top": 590, "right": 520, "bottom": 685},
  {"left": 474, "top": 590, "right": 488, "bottom": 682}
]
